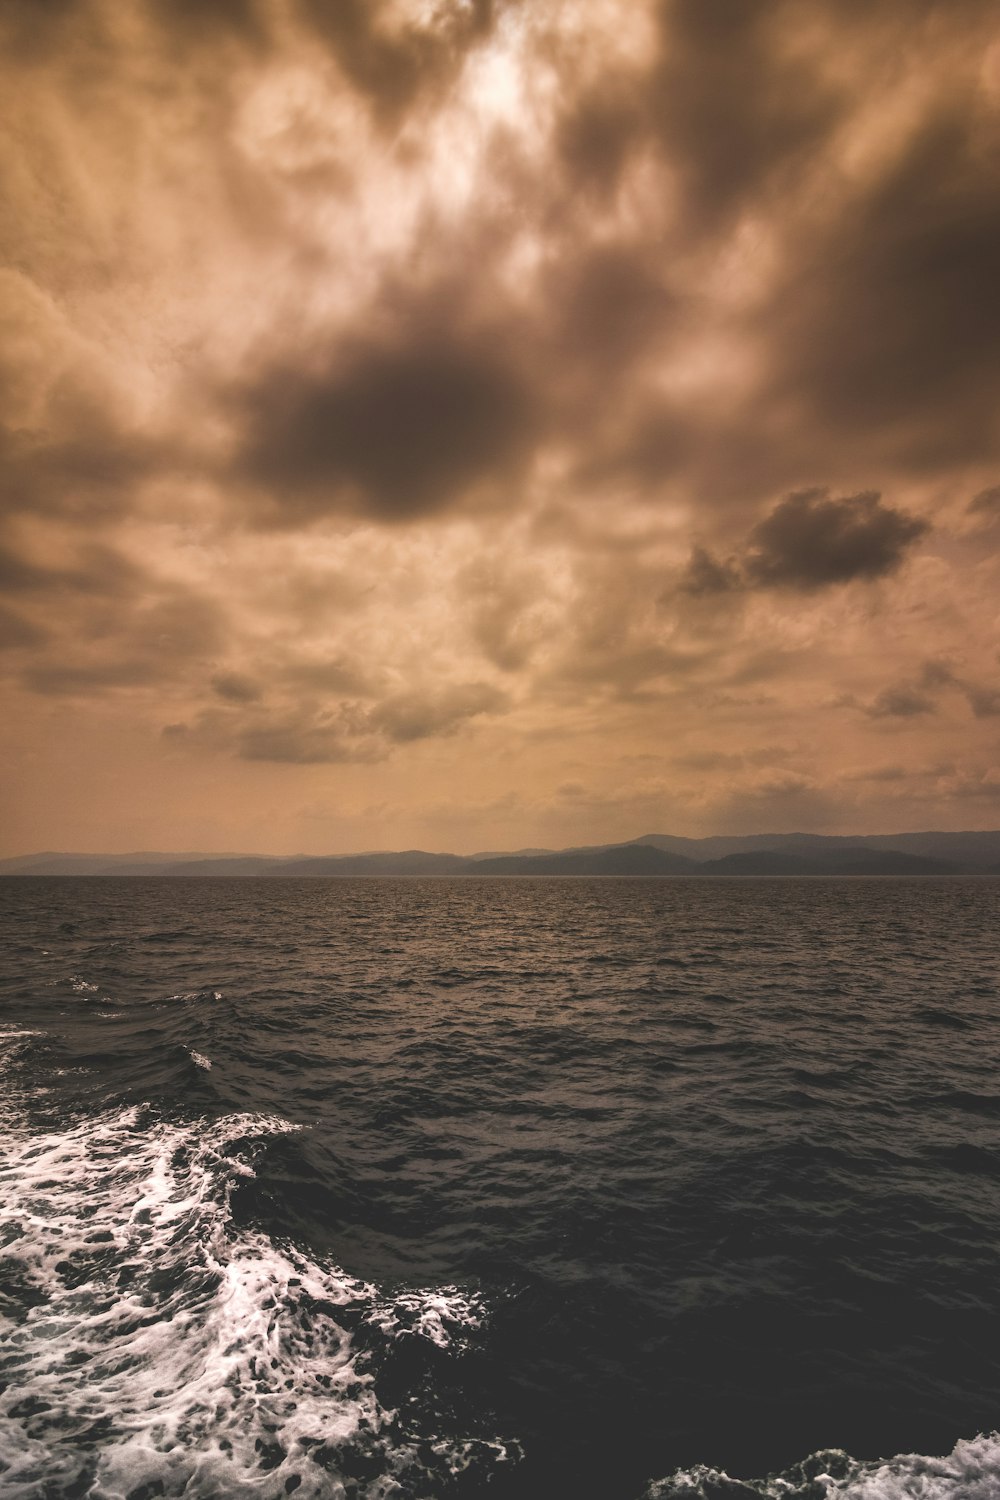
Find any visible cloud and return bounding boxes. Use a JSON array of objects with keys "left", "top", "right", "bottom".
[
  {"left": 295, "top": 0, "right": 499, "bottom": 122},
  {"left": 0, "top": 541, "right": 143, "bottom": 597},
  {"left": 681, "top": 490, "right": 928, "bottom": 594},
  {"left": 761, "top": 104, "right": 1000, "bottom": 474},
  {"left": 210, "top": 671, "right": 261, "bottom": 703},
  {"left": 965, "top": 684, "right": 1000, "bottom": 718},
  {"left": 549, "top": 246, "right": 677, "bottom": 374},
  {"left": 968, "top": 485, "right": 1000, "bottom": 522},
  {"left": 229, "top": 333, "right": 537, "bottom": 524},
  {"left": 844, "top": 763, "right": 909, "bottom": 784},
  {"left": 368, "top": 681, "right": 509, "bottom": 742},
  {"left": 168, "top": 678, "right": 510, "bottom": 766},
  {"left": 866, "top": 686, "right": 936, "bottom": 719},
  {"left": 648, "top": 0, "right": 847, "bottom": 237},
  {"left": 23, "top": 658, "right": 168, "bottom": 695},
  {"left": 5, "top": 0, "right": 1000, "bottom": 853},
  {"left": 557, "top": 83, "right": 643, "bottom": 197},
  {"left": 236, "top": 709, "right": 376, "bottom": 765},
  {"left": 0, "top": 0, "right": 92, "bottom": 62},
  {"left": 743, "top": 490, "right": 929, "bottom": 589},
  {"left": 860, "top": 659, "right": 1000, "bottom": 721},
  {"left": 919, "top": 657, "right": 959, "bottom": 690},
  {"left": 679, "top": 546, "right": 741, "bottom": 597},
  {"left": 0, "top": 604, "right": 48, "bottom": 650},
  {"left": 15, "top": 592, "right": 227, "bottom": 697},
  {"left": 147, "top": 0, "right": 266, "bottom": 49}
]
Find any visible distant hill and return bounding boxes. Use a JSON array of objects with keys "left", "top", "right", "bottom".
[
  {"left": 1, "top": 832, "right": 998, "bottom": 877},
  {"left": 470, "top": 844, "right": 698, "bottom": 876},
  {"left": 634, "top": 830, "right": 1000, "bottom": 868},
  {"left": 277, "top": 851, "right": 470, "bottom": 877},
  {"left": 0, "top": 850, "right": 267, "bottom": 876},
  {"left": 695, "top": 848, "right": 959, "bottom": 877}
]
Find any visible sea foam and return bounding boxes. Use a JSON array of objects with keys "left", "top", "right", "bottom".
[
  {"left": 645, "top": 1432, "right": 1000, "bottom": 1499},
  {"left": 0, "top": 1028, "right": 515, "bottom": 1499}
]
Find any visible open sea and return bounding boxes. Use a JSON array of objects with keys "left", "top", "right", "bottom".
[{"left": 1, "top": 876, "right": 999, "bottom": 1500}]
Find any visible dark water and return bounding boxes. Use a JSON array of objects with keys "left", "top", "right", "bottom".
[{"left": 2, "top": 877, "right": 1000, "bottom": 1500}]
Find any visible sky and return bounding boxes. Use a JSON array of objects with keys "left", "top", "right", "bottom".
[{"left": 2, "top": 0, "right": 1000, "bottom": 856}]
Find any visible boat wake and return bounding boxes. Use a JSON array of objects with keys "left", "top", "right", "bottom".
[{"left": 0, "top": 1028, "right": 516, "bottom": 1499}]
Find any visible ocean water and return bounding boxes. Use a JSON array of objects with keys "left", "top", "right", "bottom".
[{"left": 1, "top": 876, "right": 999, "bottom": 1500}]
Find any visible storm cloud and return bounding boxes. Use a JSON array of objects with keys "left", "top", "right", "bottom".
[
  {"left": 230, "top": 334, "right": 537, "bottom": 524},
  {"left": 3, "top": 0, "right": 1000, "bottom": 853},
  {"left": 743, "top": 490, "right": 929, "bottom": 591},
  {"left": 682, "top": 491, "right": 929, "bottom": 595}
]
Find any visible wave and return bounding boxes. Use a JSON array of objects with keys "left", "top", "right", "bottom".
[
  {"left": 644, "top": 1433, "right": 1000, "bottom": 1498},
  {"left": 2, "top": 1026, "right": 995, "bottom": 1500},
  {"left": 0, "top": 1028, "right": 517, "bottom": 1499}
]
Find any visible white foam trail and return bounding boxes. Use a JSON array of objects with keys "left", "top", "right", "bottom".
[
  {"left": 0, "top": 1028, "right": 515, "bottom": 1499},
  {"left": 365, "top": 1286, "right": 486, "bottom": 1351},
  {"left": 646, "top": 1432, "right": 1000, "bottom": 1499}
]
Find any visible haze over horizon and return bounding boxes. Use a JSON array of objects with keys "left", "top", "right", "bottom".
[{"left": 3, "top": 0, "right": 1000, "bottom": 857}]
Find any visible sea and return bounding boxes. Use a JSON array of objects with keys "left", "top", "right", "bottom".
[{"left": 1, "top": 876, "right": 999, "bottom": 1500}]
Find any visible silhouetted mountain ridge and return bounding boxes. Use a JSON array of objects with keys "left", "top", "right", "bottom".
[{"left": 2, "top": 831, "right": 1000, "bottom": 876}]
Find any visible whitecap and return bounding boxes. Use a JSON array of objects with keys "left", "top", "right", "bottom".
[
  {"left": 0, "top": 1029, "right": 516, "bottom": 1499},
  {"left": 365, "top": 1284, "right": 488, "bottom": 1350},
  {"left": 644, "top": 1432, "right": 1000, "bottom": 1499}
]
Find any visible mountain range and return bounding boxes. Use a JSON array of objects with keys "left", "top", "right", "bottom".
[{"left": 4, "top": 831, "right": 1000, "bottom": 877}]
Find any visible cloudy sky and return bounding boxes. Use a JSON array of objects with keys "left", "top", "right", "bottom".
[{"left": 2, "top": 0, "right": 1000, "bottom": 856}]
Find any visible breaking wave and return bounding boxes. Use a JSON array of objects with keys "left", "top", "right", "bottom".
[
  {"left": 645, "top": 1433, "right": 1000, "bottom": 1499},
  {"left": 0, "top": 1028, "right": 516, "bottom": 1499}
]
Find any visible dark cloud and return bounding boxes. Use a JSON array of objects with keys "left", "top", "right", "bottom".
[
  {"left": 0, "top": 419, "right": 165, "bottom": 520},
  {"left": 286, "top": 658, "right": 376, "bottom": 696},
  {"left": 0, "top": 0, "right": 94, "bottom": 62},
  {"left": 23, "top": 658, "right": 167, "bottom": 695},
  {"left": 551, "top": 247, "right": 676, "bottom": 373},
  {"left": 551, "top": 0, "right": 850, "bottom": 232},
  {"left": 863, "top": 661, "right": 1000, "bottom": 721},
  {"left": 0, "top": 545, "right": 58, "bottom": 593},
  {"left": 764, "top": 109, "right": 1000, "bottom": 472},
  {"left": 679, "top": 546, "right": 741, "bottom": 597},
  {"left": 842, "top": 763, "right": 908, "bottom": 784},
  {"left": 557, "top": 86, "right": 642, "bottom": 197},
  {"left": 546, "top": 3, "right": 1000, "bottom": 497},
  {"left": 680, "top": 490, "right": 928, "bottom": 595},
  {"left": 919, "top": 658, "right": 959, "bottom": 690},
  {"left": 231, "top": 335, "right": 537, "bottom": 524},
  {"left": 0, "top": 603, "right": 47, "bottom": 649},
  {"left": 867, "top": 686, "right": 936, "bottom": 719},
  {"left": 237, "top": 708, "right": 377, "bottom": 765},
  {"left": 7, "top": 0, "right": 1000, "bottom": 849},
  {"left": 968, "top": 485, "right": 1000, "bottom": 520},
  {"left": 743, "top": 490, "right": 928, "bottom": 590},
  {"left": 649, "top": 0, "right": 846, "bottom": 235},
  {"left": 18, "top": 594, "right": 226, "bottom": 696},
  {"left": 147, "top": 0, "right": 263, "bottom": 45},
  {"left": 368, "top": 682, "right": 508, "bottom": 743},
  {"left": 545, "top": 637, "right": 702, "bottom": 703},
  {"left": 210, "top": 672, "right": 261, "bottom": 703},
  {"left": 296, "top": 0, "right": 498, "bottom": 122},
  {"left": 174, "top": 679, "right": 510, "bottom": 765},
  {"left": 0, "top": 541, "right": 143, "bottom": 596},
  {"left": 965, "top": 684, "right": 1000, "bottom": 719}
]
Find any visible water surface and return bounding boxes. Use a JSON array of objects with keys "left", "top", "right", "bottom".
[{"left": 2, "top": 877, "right": 999, "bottom": 1498}]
